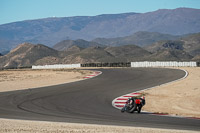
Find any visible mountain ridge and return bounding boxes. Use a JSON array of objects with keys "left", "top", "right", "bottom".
[
  {"left": 145, "top": 33, "right": 200, "bottom": 57},
  {"left": 1, "top": 32, "right": 200, "bottom": 69},
  {"left": 92, "top": 31, "right": 180, "bottom": 47},
  {"left": 53, "top": 39, "right": 103, "bottom": 51},
  {"left": 1, "top": 8, "right": 200, "bottom": 52}
]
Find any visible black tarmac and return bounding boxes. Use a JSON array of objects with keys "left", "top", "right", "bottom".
[{"left": 0, "top": 68, "right": 199, "bottom": 131}]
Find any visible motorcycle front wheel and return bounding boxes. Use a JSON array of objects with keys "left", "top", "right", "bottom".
[{"left": 126, "top": 102, "right": 136, "bottom": 113}]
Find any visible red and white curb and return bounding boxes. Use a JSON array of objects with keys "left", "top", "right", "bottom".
[
  {"left": 112, "top": 68, "right": 200, "bottom": 120},
  {"left": 83, "top": 71, "right": 102, "bottom": 79}
]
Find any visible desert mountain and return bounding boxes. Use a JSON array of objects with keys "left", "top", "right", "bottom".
[
  {"left": 0, "top": 43, "right": 59, "bottom": 68},
  {"left": 0, "top": 43, "right": 152, "bottom": 68},
  {"left": 62, "top": 45, "right": 152, "bottom": 63},
  {"left": 93, "top": 31, "right": 180, "bottom": 47},
  {"left": 1, "top": 32, "right": 200, "bottom": 69},
  {"left": 53, "top": 31, "right": 181, "bottom": 50},
  {"left": 145, "top": 33, "right": 200, "bottom": 58},
  {"left": 145, "top": 40, "right": 184, "bottom": 53},
  {"left": 180, "top": 33, "right": 200, "bottom": 56},
  {"left": 1, "top": 43, "right": 199, "bottom": 69},
  {"left": 0, "top": 8, "right": 200, "bottom": 52},
  {"left": 104, "top": 45, "right": 151, "bottom": 61},
  {"left": 53, "top": 39, "right": 103, "bottom": 51},
  {"left": 149, "top": 49, "right": 193, "bottom": 61},
  {"left": 62, "top": 46, "right": 114, "bottom": 63}
]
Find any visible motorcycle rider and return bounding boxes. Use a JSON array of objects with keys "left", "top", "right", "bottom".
[
  {"left": 121, "top": 96, "right": 145, "bottom": 113},
  {"left": 121, "top": 97, "right": 134, "bottom": 112}
]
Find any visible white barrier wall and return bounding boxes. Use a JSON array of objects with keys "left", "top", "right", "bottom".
[
  {"left": 131, "top": 61, "right": 197, "bottom": 67},
  {"left": 32, "top": 64, "right": 81, "bottom": 69}
]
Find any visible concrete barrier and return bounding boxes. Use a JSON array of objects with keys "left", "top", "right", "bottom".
[
  {"left": 32, "top": 61, "right": 197, "bottom": 69},
  {"left": 32, "top": 64, "right": 81, "bottom": 69},
  {"left": 131, "top": 61, "right": 197, "bottom": 67}
]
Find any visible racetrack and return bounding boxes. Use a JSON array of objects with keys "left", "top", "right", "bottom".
[{"left": 0, "top": 68, "right": 199, "bottom": 131}]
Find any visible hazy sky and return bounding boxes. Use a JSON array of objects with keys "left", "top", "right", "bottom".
[{"left": 0, "top": 0, "right": 200, "bottom": 25}]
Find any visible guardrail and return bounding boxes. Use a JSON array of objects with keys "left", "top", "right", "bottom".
[
  {"left": 32, "top": 64, "right": 81, "bottom": 69},
  {"left": 131, "top": 61, "right": 197, "bottom": 67},
  {"left": 31, "top": 61, "right": 199, "bottom": 69}
]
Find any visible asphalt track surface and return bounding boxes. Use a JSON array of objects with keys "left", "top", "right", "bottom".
[{"left": 0, "top": 68, "right": 199, "bottom": 131}]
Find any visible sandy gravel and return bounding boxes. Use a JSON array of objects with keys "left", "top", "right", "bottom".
[
  {"left": 0, "top": 69, "right": 92, "bottom": 92},
  {"left": 143, "top": 67, "right": 200, "bottom": 118},
  {"left": 0, "top": 118, "right": 198, "bottom": 133}
]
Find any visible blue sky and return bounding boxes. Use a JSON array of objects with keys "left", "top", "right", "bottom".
[{"left": 0, "top": 0, "right": 200, "bottom": 25}]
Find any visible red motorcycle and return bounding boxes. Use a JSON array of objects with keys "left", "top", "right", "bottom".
[{"left": 121, "top": 96, "right": 145, "bottom": 113}]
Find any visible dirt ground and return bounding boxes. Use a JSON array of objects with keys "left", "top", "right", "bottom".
[
  {"left": 0, "top": 69, "right": 92, "bottom": 92},
  {"left": 143, "top": 67, "right": 200, "bottom": 118},
  {"left": 0, "top": 67, "right": 199, "bottom": 133},
  {"left": 0, "top": 118, "right": 198, "bottom": 133}
]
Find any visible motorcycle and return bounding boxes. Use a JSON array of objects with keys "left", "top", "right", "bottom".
[{"left": 121, "top": 97, "right": 145, "bottom": 113}]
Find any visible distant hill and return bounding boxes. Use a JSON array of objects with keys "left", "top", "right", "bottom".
[
  {"left": 53, "top": 31, "right": 181, "bottom": 50},
  {"left": 0, "top": 43, "right": 60, "bottom": 68},
  {"left": 145, "top": 33, "right": 200, "bottom": 60},
  {"left": 145, "top": 40, "right": 184, "bottom": 52},
  {"left": 64, "top": 45, "right": 83, "bottom": 55},
  {"left": 1, "top": 32, "right": 200, "bottom": 69},
  {"left": 62, "top": 46, "right": 114, "bottom": 63},
  {"left": 92, "top": 31, "right": 180, "bottom": 47},
  {"left": 0, "top": 43, "right": 153, "bottom": 68},
  {"left": 62, "top": 45, "right": 152, "bottom": 63},
  {"left": 1, "top": 8, "right": 200, "bottom": 52},
  {"left": 53, "top": 39, "right": 103, "bottom": 51},
  {"left": 148, "top": 49, "right": 193, "bottom": 61},
  {"left": 104, "top": 45, "right": 151, "bottom": 61},
  {"left": 180, "top": 33, "right": 200, "bottom": 56}
]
